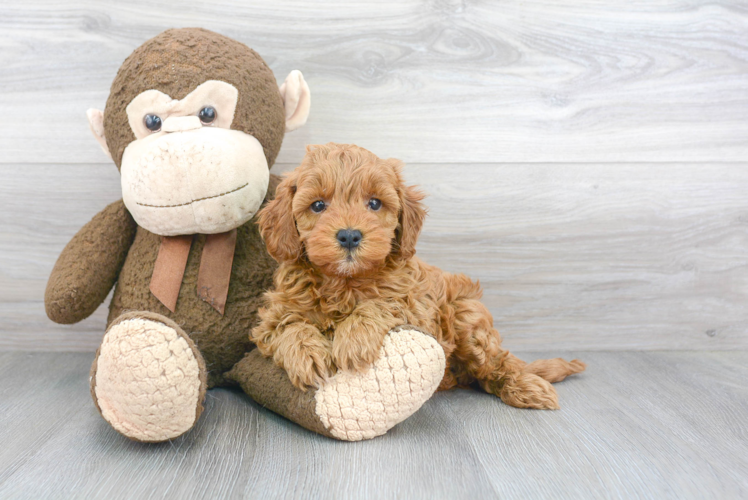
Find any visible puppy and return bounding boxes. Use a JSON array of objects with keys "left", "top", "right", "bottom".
[{"left": 252, "top": 143, "right": 585, "bottom": 409}]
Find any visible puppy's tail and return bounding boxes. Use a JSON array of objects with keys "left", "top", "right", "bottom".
[{"left": 515, "top": 356, "right": 586, "bottom": 383}]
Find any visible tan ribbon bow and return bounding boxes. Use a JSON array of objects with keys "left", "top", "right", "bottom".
[{"left": 149, "top": 229, "right": 237, "bottom": 315}]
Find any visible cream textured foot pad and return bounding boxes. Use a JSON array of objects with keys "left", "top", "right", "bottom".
[
  {"left": 314, "top": 327, "right": 446, "bottom": 441},
  {"left": 92, "top": 316, "right": 205, "bottom": 442}
]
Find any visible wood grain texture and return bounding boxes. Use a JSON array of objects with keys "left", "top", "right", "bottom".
[
  {"left": 1, "top": 0, "right": 747, "bottom": 164},
  {"left": 1, "top": 1, "right": 747, "bottom": 351},
  {"left": 2, "top": 162, "right": 745, "bottom": 351},
  {"left": 0, "top": 351, "right": 745, "bottom": 499}
]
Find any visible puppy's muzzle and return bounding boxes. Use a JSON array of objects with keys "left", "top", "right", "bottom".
[{"left": 336, "top": 229, "right": 362, "bottom": 250}]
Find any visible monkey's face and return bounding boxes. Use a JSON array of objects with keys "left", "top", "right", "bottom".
[
  {"left": 119, "top": 80, "right": 268, "bottom": 236},
  {"left": 87, "top": 29, "right": 311, "bottom": 236}
]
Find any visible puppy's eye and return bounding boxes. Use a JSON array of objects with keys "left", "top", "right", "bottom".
[
  {"left": 310, "top": 200, "right": 326, "bottom": 213},
  {"left": 368, "top": 198, "right": 382, "bottom": 211},
  {"left": 144, "top": 114, "right": 162, "bottom": 132},
  {"left": 199, "top": 106, "right": 217, "bottom": 124}
]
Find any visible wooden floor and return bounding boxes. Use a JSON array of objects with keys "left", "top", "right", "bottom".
[{"left": 0, "top": 351, "right": 745, "bottom": 499}]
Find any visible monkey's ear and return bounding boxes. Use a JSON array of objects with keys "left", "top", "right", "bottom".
[
  {"left": 279, "top": 70, "right": 311, "bottom": 133},
  {"left": 86, "top": 108, "right": 112, "bottom": 160}
]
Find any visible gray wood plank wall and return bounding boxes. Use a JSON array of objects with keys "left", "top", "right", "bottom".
[{"left": 1, "top": 1, "right": 746, "bottom": 350}]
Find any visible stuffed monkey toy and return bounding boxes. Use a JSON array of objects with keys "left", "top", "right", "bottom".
[{"left": 45, "top": 28, "right": 445, "bottom": 442}]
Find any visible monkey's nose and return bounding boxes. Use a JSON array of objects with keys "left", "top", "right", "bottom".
[
  {"left": 336, "top": 229, "right": 362, "bottom": 250},
  {"left": 162, "top": 116, "right": 202, "bottom": 133}
]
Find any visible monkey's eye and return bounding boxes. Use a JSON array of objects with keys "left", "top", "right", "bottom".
[
  {"left": 144, "top": 114, "right": 162, "bottom": 132},
  {"left": 199, "top": 106, "right": 217, "bottom": 124},
  {"left": 368, "top": 198, "right": 382, "bottom": 211},
  {"left": 310, "top": 200, "right": 326, "bottom": 213}
]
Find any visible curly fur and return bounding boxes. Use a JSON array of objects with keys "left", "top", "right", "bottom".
[{"left": 251, "top": 143, "right": 585, "bottom": 409}]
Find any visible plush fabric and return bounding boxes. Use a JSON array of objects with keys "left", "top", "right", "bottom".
[
  {"left": 196, "top": 229, "right": 238, "bottom": 314},
  {"left": 104, "top": 28, "right": 286, "bottom": 170},
  {"left": 150, "top": 230, "right": 238, "bottom": 314},
  {"left": 86, "top": 108, "right": 111, "bottom": 159},
  {"left": 45, "top": 199, "right": 137, "bottom": 324},
  {"left": 90, "top": 311, "right": 208, "bottom": 443},
  {"left": 108, "top": 176, "right": 281, "bottom": 388},
  {"left": 120, "top": 127, "right": 270, "bottom": 236},
  {"left": 279, "top": 70, "right": 311, "bottom": 132},
  {"left": 149, "top": 234, "right": 193, "bottom": 312},
  {"left": 313, "top": 326, "right": 446, "bottom": 441},
  {"left": 227, "top": 349, "right": 336, "bottom": 438},
  {"left": 125, "top": 80, "right": 239, "bottom": 138},
  {"left": 227, "top": 326, "right": 446, "bottom": 441}
]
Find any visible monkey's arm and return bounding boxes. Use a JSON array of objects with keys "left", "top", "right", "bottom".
[{"left": 45, "top": 200, "right": 137, "bottom": 324}]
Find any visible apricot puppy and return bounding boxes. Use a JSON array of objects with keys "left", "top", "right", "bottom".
[{"left": 252, "top": 143, "right": 585, "bottom": 409}]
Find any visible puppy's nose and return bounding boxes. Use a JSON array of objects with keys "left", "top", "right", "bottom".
[{"left": 336, "top": 229, "right": 362, "bottom": 250}]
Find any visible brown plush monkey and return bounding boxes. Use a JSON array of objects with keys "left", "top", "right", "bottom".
[{"left": 46, "top": 28, "right": 444, "bottom": 442}]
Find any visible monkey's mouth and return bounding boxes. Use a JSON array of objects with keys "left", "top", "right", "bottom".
[{"left": 135, "top": 182, "right": 249, "bottom": 208}]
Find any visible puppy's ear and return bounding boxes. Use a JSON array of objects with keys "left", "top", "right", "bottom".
[
  {"left": 395, "top": 182, "right": 427, "bottom": 261},
  {"left": 258, "top": 172, "right": 301, "bottom": 262}
]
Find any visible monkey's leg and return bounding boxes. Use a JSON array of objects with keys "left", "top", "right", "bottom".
[
  {"left": 90, "top": 311, "right": 207, "bottom": 442},
  {"left": 227, "top": 326, "right": 445, "bottom": 441}
]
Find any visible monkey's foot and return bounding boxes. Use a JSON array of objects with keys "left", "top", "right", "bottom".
[
  {"left": 228, "top": 325, "right": 446, "bottom": 441},
  {"left": 90, "top": 311, "right": 207, "bottom": 442}
]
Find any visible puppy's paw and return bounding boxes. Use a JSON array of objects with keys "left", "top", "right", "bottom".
[
  {"left": 275, "top": 335, "right": 336, "bottom": 391},
  {"left": 332, "top": 319, "right": 386, "bottom": 373},
  {"left": 332, "top": 336, "right": 381, "bottom": 373},
  {"left": 499, "top": 373, "right": 560, "bottom": 410}
]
